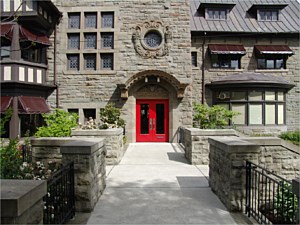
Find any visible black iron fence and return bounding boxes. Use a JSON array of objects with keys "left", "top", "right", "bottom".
[
  {"left": 21, "top": 144, "right": 32, "bottom": 163},
  {"left": 43, "top": 162, "right": 75, "bottom": 224},
  {"left": 245, "top": 161, "right": 298, "bottom": 224}
]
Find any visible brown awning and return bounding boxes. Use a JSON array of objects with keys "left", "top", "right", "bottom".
[
  {"left": 0, "top": 23, "right": 51, "bottom": 46},
  {"left": 1, "top": 96, "right": 13, "bottom": 113},
  {"left": 208, "top": 44, "right": 246, "bottom": 55},
  {"left": 254, "top": 45, "right": 294, "bottom": 55},
  {"left": 18, "top": 96, "right": 50, "bottom": 114}
]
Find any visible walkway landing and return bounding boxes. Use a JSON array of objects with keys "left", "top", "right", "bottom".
[{"left": 87, "top": 143, "right": 239, "bottom": 224}]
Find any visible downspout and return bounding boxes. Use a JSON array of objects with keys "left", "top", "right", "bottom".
[
  {"left": 54, "top": 24, "right": 59, "bottom": 108},
  {"left": 201, "top": 32, "right": 206, "bottom": 104}
]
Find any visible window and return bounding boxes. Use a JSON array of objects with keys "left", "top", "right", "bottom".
[
  {"left": 101, "top": 12, "right": 114, "bottom": 28},
  {"left": 85, "top": 12, "right": 97, "bottom": 28},
  {"left": 68, "top": 34, "right": 80, "bottom": 49},
  {"left": 20, "top": 42, "right": 46, "bottom": 64},
  {"left": 258, "top": 9, "right": 279, "bottom": 21},
  {"left": 67, "top": 54, "right": 79, "bottom": 70},
  {"left": 207, "top": 8, "right": 227, "bottom": 20},
  {"left": 257, "top": 56, "right": 286, "bottom": 69},
  {"left": 214, "top": 90, "right": 285, "bottom": 125},
  {"left": 211, "top": 55, "right": 240, "bottom": 69},
  {"left": 68, "top": 13, "right": 80, "bottom": 29},
  {"left": 83, "top": 109, "right": 96, "bottom": 122},
  {"left": 101, "top": 33, "right": 114, "bottom": 49},
  {"left": 191, "top": 52, "right": 197, "bottom": 67},
  {"left": 144, "top": 31, "right": 162, "bottom": 48},
  {"left": 84, "top": 33, "right": 97, "bottom": 49},
  {"left": 1, "top": 39, "right": 11, "bottom": 59},
  {"left": 84, "top": 54, "right": 96, "bottom": 70},
  {"left": 101, "top": 53, "right": 113, "bottom": 70}
]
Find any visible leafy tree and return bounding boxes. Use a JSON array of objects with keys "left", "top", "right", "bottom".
[
  {"left": 0, "top": 107, "right": 12, "bottom": 136},
  {"left": 35, "top": 109, "right": 78, "bottom": 137},
  {"left": 193, "top": 103, "right": 238, "bottom": 129}
]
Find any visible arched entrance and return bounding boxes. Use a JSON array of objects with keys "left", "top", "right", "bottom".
[{"left": 118, "top": 70, "right": 190, "bottom": 143}]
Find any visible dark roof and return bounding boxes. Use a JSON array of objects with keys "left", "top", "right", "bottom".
[
  {"left": 206, "top": 72, "right": 295, "bottom": 89},
  {"left": 190, "top": 0, "right": 300, "bottom": 33}
]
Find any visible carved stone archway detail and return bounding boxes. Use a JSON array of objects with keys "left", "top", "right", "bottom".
[
  {"left": 132, "top": 20, "right": 171, "bottom": 58},
  {"left": 117, "top": 70, "right": 191, "bottom": 99}
]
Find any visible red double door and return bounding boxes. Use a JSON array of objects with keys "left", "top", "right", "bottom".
[{"left": 136, "top": 99, "right": 169, "bottom": 142}]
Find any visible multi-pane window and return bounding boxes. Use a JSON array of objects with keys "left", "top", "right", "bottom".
[
  {"left": 211, "top": 55, "right": 241, "bottom": 69},
  {"left": 207, "top": 8, "right": 227, "bottom": 20},
  {"left": 67, "top": 54, "right": 79, "bottom": 70},
  {"left": 101, "top": 12, "right": 114, "bottom": 28},
  {"left": 101, "top": 53, "right": 113, "bottom": 70},
  {"left": 68, "top": 13, "right": 80, "bottom": 29},
  {"left": 101, "top": 33, "right": 114, "bottom": 49},
  {"left": 214, "top": 90, "right": 285, "bottom": 125},
  {"left": 68, "top": 34, "right": 80, "bottom": 49},
  {"left": 191, "top": 52, "right": 197, "bottom": 67},
  {"left": 85, "top": 12, "right": 97, "bottom": 28},
  {"left": 84, "top": 33, "right": 97, "bottom": 49},
  {"left": 84, "top": 54, "right": 96, "bottom": 70},
  {"left": 257, "top": 56, "right": 286, "bottom": 69},
  {"left": 258, "top": 9, "right": 279, "bottom": 21}
]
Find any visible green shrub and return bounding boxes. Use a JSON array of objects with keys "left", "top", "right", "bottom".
[
  {"left": 0, "top": 107, "right": 12, "bottom": 136},
  {"left": 35, "top": 109, "right": 78, "bottom": 137},
  {"left": 193, "top": 103, "right": 238, "bottom": 129},
  {"left": 99, "top": 103, "right": 125, "bottom": 129},
  {"left": 279, "top": 131, "right": 300, "bottom": 145},
  {"left": 0, "top": 139, "right": 23, "bottom": 179},
  {"left": 274, "top": 182, "right": 298, "bottom": 223}
]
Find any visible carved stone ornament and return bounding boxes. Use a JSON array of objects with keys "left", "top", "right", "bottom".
[{"left": 132, "top": 20, "right": 172, "bottom": 59}]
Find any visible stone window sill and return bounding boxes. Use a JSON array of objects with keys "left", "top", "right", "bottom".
[
  {"left": 255, "top": 69, "right": 289, "bottom": 73},
  {"left": 63, "top": 70, "right": 116, "bottom": 75},
  {"left": 208, "top": 68, "right": 243, "bottom": 72}
]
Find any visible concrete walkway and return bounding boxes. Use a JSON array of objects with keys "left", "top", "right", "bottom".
[{"left": 86, "top": 143, "right": 246, "bottom": 225}]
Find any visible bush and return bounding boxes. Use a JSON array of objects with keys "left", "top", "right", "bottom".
[
  {"left": 279, "top": 131, "right": 300, "bottom": 146},
  {"left": 193, "top": 103, "right": 238, "bottom": 129},
  {"left": 99, "top": 103, "right": 125, "bottom": 129},
  {"left": 35, "top": 109, "right": 78, "bottom": 137}
]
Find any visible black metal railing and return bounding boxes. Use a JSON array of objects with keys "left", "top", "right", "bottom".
[
  {"left": 43, "top": 162, "right": 75, "bottom": 224},
  {"left": 21, "top": 144, "right": 32, "bottom": 163},
  {"left": 245, "top": 161, "right": 298, "bottom": 224}
]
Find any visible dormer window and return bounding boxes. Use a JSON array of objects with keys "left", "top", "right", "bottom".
[
  {"left": 207, "top": 8, "right": 227, "bottom": 20},
  {"left": 247, "top": 4, "right": 287, "bottom": 21},
  {"left": 258, "top": 9, "right": 278, "bottom": 21},
  {"left": 197, "top": 3, "right": 235, "bottom": 20}
]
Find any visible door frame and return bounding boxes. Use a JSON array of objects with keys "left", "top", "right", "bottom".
[{"left": 136, "top": 99, "right": 169, "bottom": 142}]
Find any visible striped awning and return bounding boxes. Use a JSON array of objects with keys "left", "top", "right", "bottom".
[
  {"left": 254, "top": 45, "right": 294, "bottom": 55},
  {"left": 208, "top": 44, "right": 246, "bottom": 55},
  {"left": 0, "top": 23, "right": 51, "bottom": 46}
]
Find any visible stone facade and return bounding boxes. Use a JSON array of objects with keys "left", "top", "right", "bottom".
[
  {"left": 49, "top": 0, "right": 193, "bottom": 143},
  {"left": 71, "top": 128, "right": 124, "bottom": 165},
  {"left": 191, "top": 36, "right": 300, "bottom": 133}
]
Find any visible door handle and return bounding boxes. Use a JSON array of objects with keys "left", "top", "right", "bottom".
[{"left": 149, "top": 118, "right": 153, "bottom": 130}]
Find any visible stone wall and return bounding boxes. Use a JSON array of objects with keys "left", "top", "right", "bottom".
[
  {"left": 208, "top": 136, "right": 300, "bottom": 212},
  {"left": 71, "top": 128, "right": 124, "bottom": 165},
  {"left": 31, "top": 138, "right": 106, "bottom": 212},
  {"left": 183, "top": 128, "right": 237, "bottom": 164},
  {"left": 1, "top": 180, "right": 46, "bottom": 224},
  {"left": 61, "top": 139, "right": 106, "bottom": 212},
  {"left": 208, "top": 137, "right": 260, "bottom": 211}
]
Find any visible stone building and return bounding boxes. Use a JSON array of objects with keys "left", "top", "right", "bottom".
[{"left": 1, "top": 0, "right": 299, "bottom": 141}]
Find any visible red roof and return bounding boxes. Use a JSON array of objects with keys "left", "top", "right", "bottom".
[
  {"left": 208, "top": 44, "right": 246, "bottom": 55},
  {"left": 0, "top": 23, "right": 51, "bottom": 46},
  {"left": 0, "top": 96, "right": 13, "bottom": 113},
  {"left": 18, "top": 96, "right": 50, "bottom": 114},
  {"left": 254, "top": 45, "right": 294, "bottom": 55}
]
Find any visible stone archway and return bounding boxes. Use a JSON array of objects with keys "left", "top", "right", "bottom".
[{"left": 118, "top": 70, "right": 191, "bottom": 143}]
